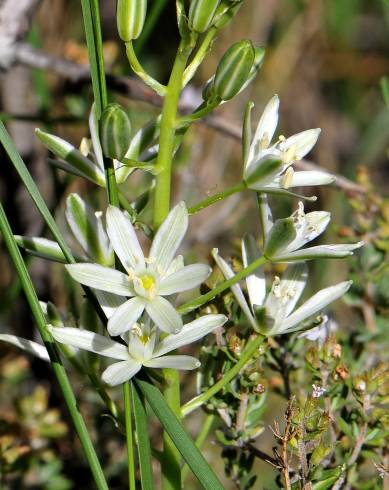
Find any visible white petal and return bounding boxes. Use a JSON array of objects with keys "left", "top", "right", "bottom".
[
  {"left": 49, "top": 326, "right": 129, "bottom": 360},
  {"left": 107, "top": 296, "right": 146, "bottom": 336},
  {"left": 250, "top": 95, "right": 279, "bottom": 155},
  {"left": 0, "top": 334, "right": 49, "bottom": 361},
  {"left": 165, "top": 255, "right": 185, "bottom": 276},
  {"left": 274, "top": 170, "right": 336, "bottom": 187},
  {"left": 149, "top": 202, "right": 188, "bottom": 271},
  {"left": 89, "top": 103, "right": 104, "bottom": 171},
  {"left": 102, "top": 360, "right": 141, "bottom": 386},
  {"left": 265, "top": 263, "right": 308, "bottom": 324},
  {"left": 284, "top": 210, "right": 331, "bottom": 254},
  {"left": 145, "top": 296, "right": 183, "bottom": 334},
  {"left": 284, "top": 170, "right": 335, "bottom": 187},
  {"left": 276, "top": 243, "right": 363, "bottom": 262},
  {"left": 257, "top": 194, "right": 274, "bottom": 240},
  {"left": 65, "top": 193, "right": 113, "bottom": 265},
  {"left": 144, "top": 355, "right": 200, "bottom": 370},
  {"left": 153, "top": 314, "right": 227, "bottom": 357},
  {"left": 242, "top": 235, "right": 265, "bottom": 307},
  {"left": 158, "top": 264, "right": 211, "bottom": 295},
  {"left": 280, "top": 128, "right": 321, "bottom": 159},
  {"left": 94, "top": 290, "right": 126, "bottom": 318},
  {"left": 66, "top": 263, "right": 134, "bottom": 296},
  {"left": 106, "top": 206, "right": 145, "bottom": 271},
  {"left": 280, "top": 281, "right": 352, "bottom": 332},
  {"left": 212, "top": 249, "right": 256, "bottom": 328}
]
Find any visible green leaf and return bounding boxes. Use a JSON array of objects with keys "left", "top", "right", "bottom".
[
  {"left": 135, "top": 378, "right": 224, "bottom": 489},
  {"left": 132, "top": 383, "right": 155, "bottom": 490}
]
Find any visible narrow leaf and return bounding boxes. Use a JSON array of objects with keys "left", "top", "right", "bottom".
[
  {"left": 135, "top": 378, "right": 223, "bottom": 489},
  {"left": 132, "top": 383, "right": 155, "bottom": 490}
]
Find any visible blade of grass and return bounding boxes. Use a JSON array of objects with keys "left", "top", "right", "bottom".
[
  {"left": 135, "top": 378, "right": 223, "bottom": 490},
  {"left": 0, "top": 202, "right": 108, "bottom": 490},
  {"left": 81, "top": 0, "right": 118, "bottom": 207},
  {"left": 80, "top": 0, "right": 107, "bottom": 116},
  {"left": 0, "top": 121, "right": 74, "bottom": 262},
  {"left": 132, "top": 382, "right": 155, "bottom": 490},
  {"left": 124, "top": 382, "right": 137, "bottom": 490}
]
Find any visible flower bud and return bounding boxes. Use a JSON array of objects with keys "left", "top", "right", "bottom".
[
  {"left": 99, "top": 103, "right": 131, "bottom": 161},
  {"left": 189, "top": 0, "right": 221, "bottom": 33},
  {"left": 212, "top": 40, "right": 255, "bottom": 101},
  {"left": 116, "top": 0, "right": 147, "bottom": 41}
]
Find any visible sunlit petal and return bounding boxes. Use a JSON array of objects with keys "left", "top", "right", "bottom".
[{"left": 49, "top": 326, "right": 128, "bottom": 360}]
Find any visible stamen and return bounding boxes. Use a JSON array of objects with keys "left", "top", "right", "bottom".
[{"left": 281, "top": 167, "right": 294, "bottom": 189}]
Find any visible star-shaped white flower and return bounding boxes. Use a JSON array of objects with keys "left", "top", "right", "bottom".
[
  {"left": 213, "top": 238, "right": 352, "bottom": 336},
  {"left": 243, "top": 96, "right": 335, "bottom": 196},
  {"left": 264, "top": 202, "right": 363, "bottom": 261},
  {"left": 66, "top": 202, "right": 211, "bottom": 336},
  {"left": 49, "top": 314, "right": 227, "bottom": 386}
]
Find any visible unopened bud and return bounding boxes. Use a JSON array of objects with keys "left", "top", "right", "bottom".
[
  {"left": 117, "top": 0, "right": 147, "bottom": 41},
  {"left": 99, "top": 103, "right": 131, "bottom": 161},
  {"left": 211, "top": 40, "right": 255, "bottom": 101},
  {"left": 189, "top": 0, "right": 221, "bottom": 33}
]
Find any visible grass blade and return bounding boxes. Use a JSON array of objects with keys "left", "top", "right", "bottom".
[
  {"left": 0, "top": 121, "right": 74, "bottom": 262},
  {"left": 0, "top": 202, "right": 108, "bottom": 490},
  {"left": 135, "top": 378, "right": 223, "bottom": 490},
  {"left": 80, "top": 0, "right": 107, "bottom": 116},
  {"left": 132, "top": 382, "right": 155, "bottom": 490}
]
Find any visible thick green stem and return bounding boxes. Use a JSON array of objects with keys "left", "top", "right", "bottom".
[
  {"left": 188, "top": 181, "right": 246, "bottom": 215},
  {"left": 181, "top": 335, "right": 265, "bottom": 417},
  {"left": 0, "top": 203, "right": 108, "bottom": 490},
  {"left": 153, "top": 40, "right": 192, "bottom": 228},
  {"left": 178, "top": 255, "right": 268, "bottom": 315},
  {"left": 124, "top": 382, "right": 136, "bottom": 490},
  {"left": 153, "top": 39, "right": 192, "bottom": 490}
]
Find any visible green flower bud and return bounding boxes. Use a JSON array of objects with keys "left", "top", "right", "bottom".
[
  {"left": 99, "top": 103, "right": 131, "bottom": 161},
  {"left": 189, "top": 0, "right": 221, "bottom": 33},
  {"left": 212, "top": 0, "right": 242, "bottom": 29},
  {"left": 117, "top": 0, "right": 147, "bottom": 41},
  {"left": 264, "top": 218, "right": 296, "bottom": 259},
  {"left": 212, "top": 40, "right": 255, "bottom": 101}
]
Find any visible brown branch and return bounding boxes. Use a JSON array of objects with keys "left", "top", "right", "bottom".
[
  {"left": 0, "top": 0, "right": 41, "bottom": 69},
  {"left": 4, "top": 43, "right": 364, "bottom": 195}
]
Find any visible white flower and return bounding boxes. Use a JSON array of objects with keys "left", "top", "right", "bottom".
[
  {"left": 66, "top": 202, "right": 211, "bottom": 336},
  {"left": 312, "top": 384, "right": 326, "bottom": 398},
  {"left": 243, "top": 96, "right": 335, "bottom": 196},
  {"left": 213, "top": 239, "right": 352, "bottom": 336},
  {"left": 49, "top": 314, "right": 227, "bottom": 386},
  {"left": 264, "top": 202, "right": 363, "bottom": 261}
]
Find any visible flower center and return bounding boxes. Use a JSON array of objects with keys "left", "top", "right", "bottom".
[{"left": 139, "top": 273, "right": 155, "bottom": 291}]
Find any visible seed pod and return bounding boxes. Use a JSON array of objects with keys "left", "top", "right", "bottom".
[
  {"left": 188, "top": 0, "right": 221, "bottom": 33},
  {"left": 212, "top": 40, "right": 255, "bottom": 101},
  {"left": 116, "top": 0, "right": 147, "bottom": 41},
  {"left": 99, "top": 103, "right": 131, "bottom": 161}
]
